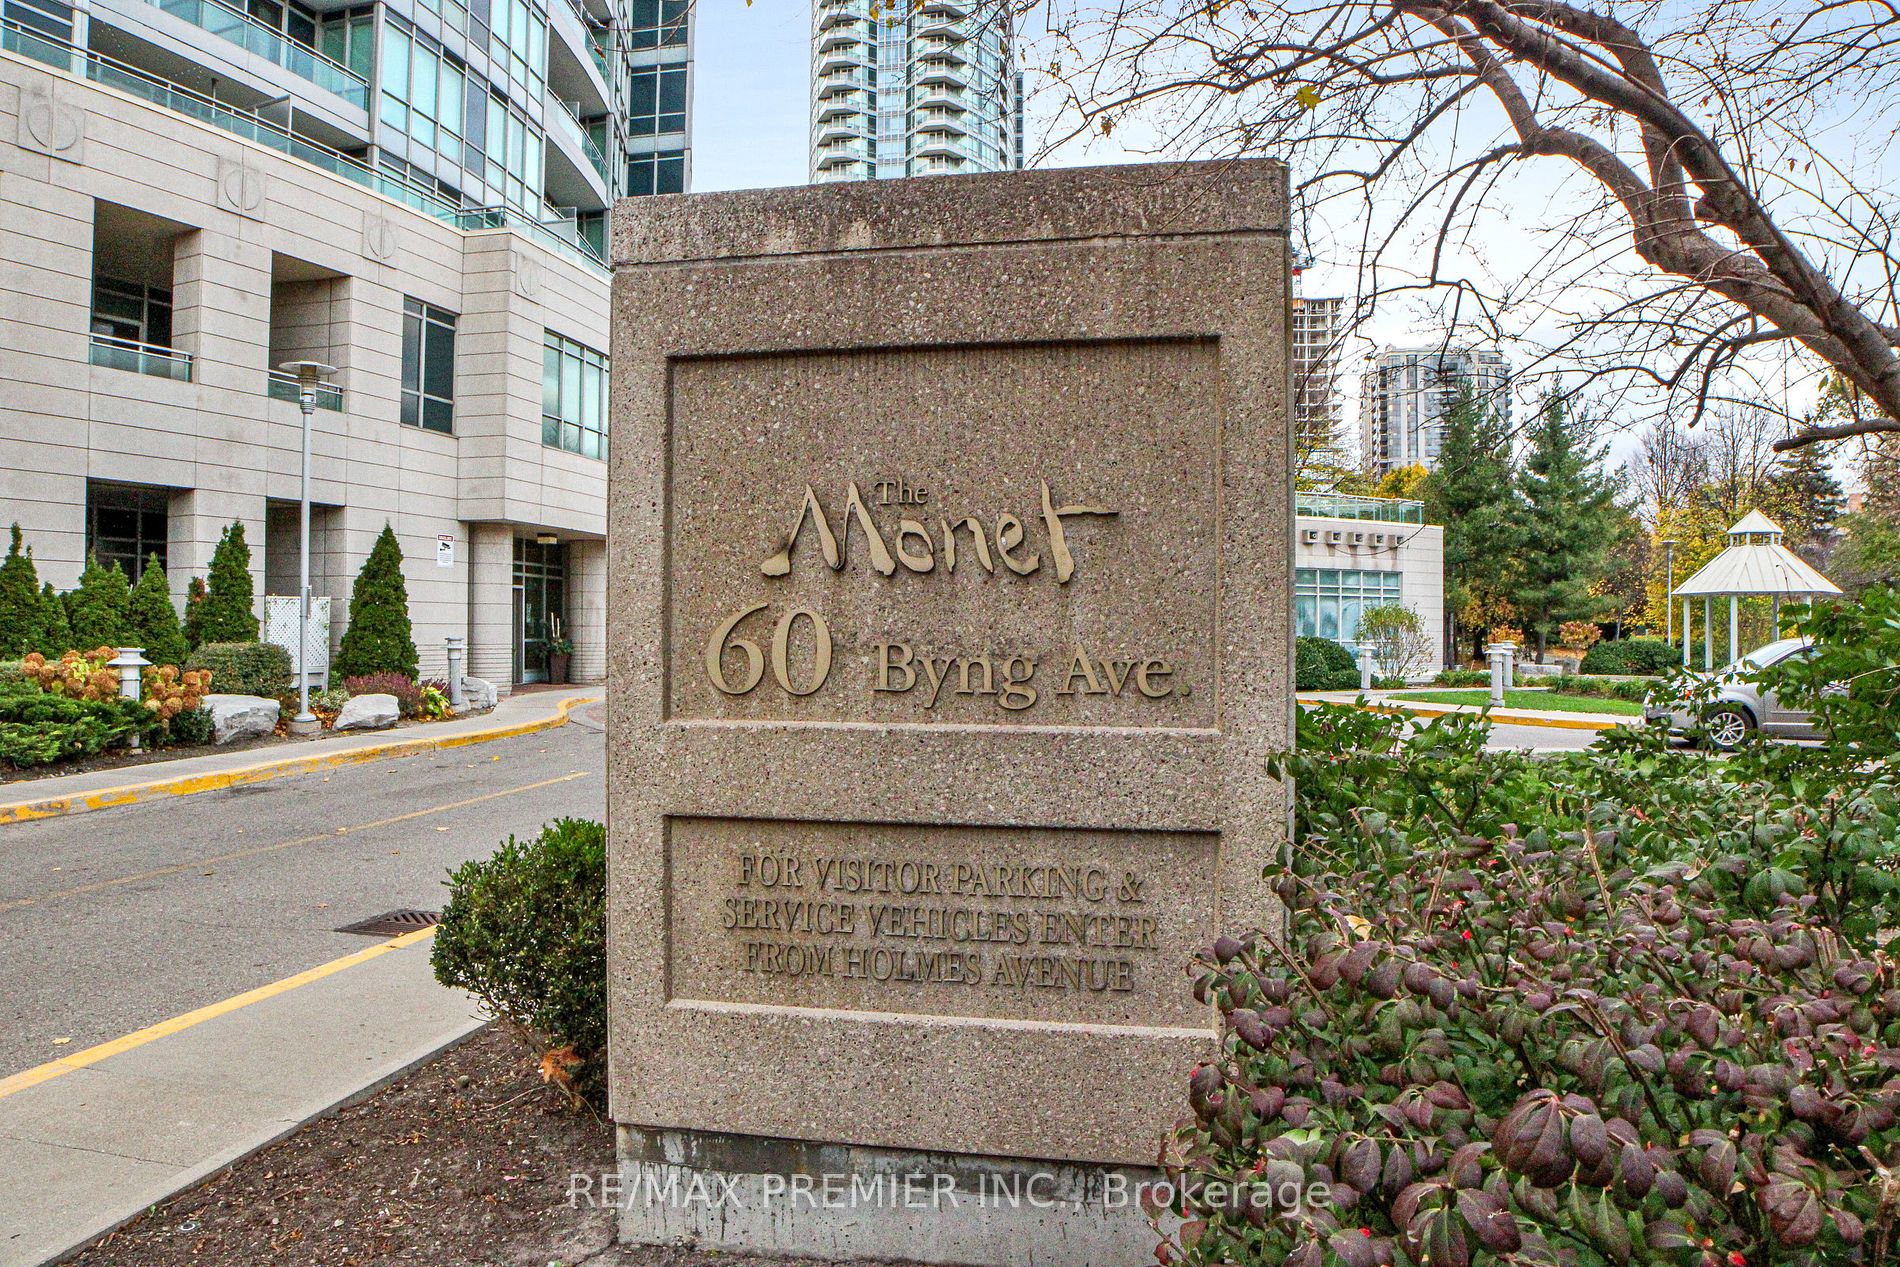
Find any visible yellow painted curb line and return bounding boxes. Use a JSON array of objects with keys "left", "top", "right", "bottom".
[
  {"left": 1365, "top": 702, "right": 1620, "bottom": 732},
  {"left": 0, "top": 926, "right": 439, "bottom": 1101},
  {"left": 0, "top": 695, "right": 600, "bottom": 827}
]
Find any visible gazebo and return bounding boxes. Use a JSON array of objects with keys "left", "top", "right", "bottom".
[{"left": 1672, "top": 510, "right": 1843, "bottom": 668}]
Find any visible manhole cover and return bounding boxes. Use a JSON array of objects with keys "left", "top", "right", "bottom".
[{"left": 336, "top": 909, "right": 440, "bottom": 937}]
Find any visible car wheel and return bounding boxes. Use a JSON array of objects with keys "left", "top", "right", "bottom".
[{"left": 1703, "top": 704, "right": 1755, "bottom": 751}]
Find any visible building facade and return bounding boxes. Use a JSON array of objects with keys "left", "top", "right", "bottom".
[
  {"left": 1359, "top": 345, "right": 1510, "bottom": 476},
  {"left": 0, "top": 0, "right": 689, "bottom": 688},
  {"left": 1295, "top": 493, "right": 1445, "bottom": 674},
  {"left": 1291, "top": 291, "right": 1346, "bottom": 469},
  {"left": 809, "top": 0, "right": 1020, "bottom": 182}
]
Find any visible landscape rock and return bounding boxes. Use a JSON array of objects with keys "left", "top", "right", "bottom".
[
  {"left": 204, "top": 694, "right": 280, "bottom": 744},
  {"left": 333, "top": 693, "right": 400, "bottom": 732},
  {"left": 459, "top": 676, "right": 498, "bottom": 711}
]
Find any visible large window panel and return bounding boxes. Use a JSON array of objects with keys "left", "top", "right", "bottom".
[
  {"left": 541, "top": 331, "right": 607, "bottom": 459},
  {"left": 401, "top": 296, "right": 457, "bottom": 434}
]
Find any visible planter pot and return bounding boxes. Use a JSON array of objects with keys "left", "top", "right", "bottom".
[{"left": 547, "top": 652, "right": 571, "bottom": 684}]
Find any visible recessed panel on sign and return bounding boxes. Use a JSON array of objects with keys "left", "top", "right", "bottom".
[
  {"left": 665, "top": 340, "right": 1219, "bottom": 727},
  {"left": 666, "top": 817, "right": 1220, "bottom": 1029}
]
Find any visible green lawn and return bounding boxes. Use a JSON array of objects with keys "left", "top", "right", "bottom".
[{"left": 1386, "top": 688, "right": 1646, "bottom": 716}]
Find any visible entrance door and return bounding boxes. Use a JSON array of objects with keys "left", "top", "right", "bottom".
[{"left": 511, "top": 538, "right": 567, "bottom": 684}]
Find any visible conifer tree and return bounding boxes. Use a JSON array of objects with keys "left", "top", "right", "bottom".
[
  {"left": 334, "top": 523, "right": 418, "bottom": 679},
  {"left": 37, "top": 582, "right": 71, "bottom": 656},
  {"left": 127, "top": 555, "right": 189, "bottom": 667},
  {"left": 0, "top": 524, "right": 43, "bottom": 658},
  {"left": 64, "top": 553, "right": 133, "bottom": 650},
  {"left": 198, "top": 521, "right": 259, "bottom": 643},
  {"left": 1514, "top": 395, "right": 1620, "bottom": 661},
  {"left": 183, "top": 576, "right": 208, "bottom": 649},
  {"left": 1766, "top": 444, "right": 1846, "bottom": 567},
  {"left": 1421, "top": 379, "right": 1522, "bottom": 662}
]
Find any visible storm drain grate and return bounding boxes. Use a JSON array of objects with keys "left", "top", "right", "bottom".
[{"left": 336, "top": 909, "right": 441, "bottom": 937}]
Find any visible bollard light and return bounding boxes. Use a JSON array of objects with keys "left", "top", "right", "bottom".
[
  {"left": 445, "top": 636, "right": 466, "bottom": 709},
  {"left": 109, "top": 646, "right": 152, "bottom": 751},
  {"left": 1357, "top": 645, "right": 1376, "bottom": 692}
]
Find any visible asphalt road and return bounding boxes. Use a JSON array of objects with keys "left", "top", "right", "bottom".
[
  {"left": 0, "top": 707, "right": 605, "bottom": 1079},
  {"left": 1484, "top": 722, "right": 1603, "bottom": 750}
]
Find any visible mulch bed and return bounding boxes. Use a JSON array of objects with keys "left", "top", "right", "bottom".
[{"left": 67, "top": 1026, "right": 911, "bottom": 1267}]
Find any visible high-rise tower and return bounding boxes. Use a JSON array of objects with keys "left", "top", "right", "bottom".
[{"left": 810, "top": 0, "right": 1020, "bottom": 182}]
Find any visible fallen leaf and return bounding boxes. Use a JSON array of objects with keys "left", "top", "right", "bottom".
[{"left": 52, "top": 1036, "right": 71, "bottom": 1045}]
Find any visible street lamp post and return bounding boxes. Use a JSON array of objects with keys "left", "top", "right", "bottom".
[
  {"left": 1661, "top": 538, "right": 1678, "bottom": 647},
  {"left": 279, "top": 360, "right": 337, "bottom": 738}
]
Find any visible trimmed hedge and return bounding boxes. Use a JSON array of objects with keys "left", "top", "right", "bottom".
[
  {"left": 1579, "top": 636, "right": 1678, "bottom": 675},
  {"left": 1295, "top": 636, "right": 1360, "bottom": 691},
  {"left": 432, "top": 818, "right": 607, "bottom": 1106},
  {"left": 186, "top": 641, "right": 293, "bottom": 698}
]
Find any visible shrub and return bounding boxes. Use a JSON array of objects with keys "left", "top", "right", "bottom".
[
  {"left": 182, "top": 575, "right": 208, "bottom": 649},
  {"left": 1295, "top": 636, "right": 1360, "bottom": 691},
  {"left": 1164, "top": 706, "right": 1900, "bottom": 1267},
  {"left": 0, "top": 524, "right": 45, "bottom": 658},
  {"left": 64, "top": 553, "right": 132, "bottom": 650},
  {"left": 187, "top": 641, "right": 293, "bottom": 698},
  {"left": 141, "top": 663, "right": 211, "bottom": 724},
  {"left": 126, "top": 555, "right": 188, "bottom": 668},
  {"left": 432, "top": 818, "right": 607, "bottom": 1107},
  {"left": 37, "top": 583, "right": 70, "bottom": 657},
  {"left": 1356, "top": 604, "right": 1435, "bottom": 682},
  {"left": 1758, "top": 585, "right": 1900, "bottom": 759},
  {"left": 343, "top": 672, "right": 423, "bottom": 717},
  {"left": 0, "top": 692, "right": 155, "bottom": 767},
  {"left": 1557, "top": 618, "right": 1603, "bottom": 650},
  {"left": 312, "top": 686, "right": 352, "bottom": 714},
  {"left": 1432, "top": 668, "right": 1490, "bottom": 687},
  {"left": 22, "top": 647, "right": 121, "bottom": 701},
  {"left": 198, "top": 521, "right": 258, "bottom": 643},
  {"left": 164, "top": 706, "right": 215, "bottom": 747},
  {"left": 0, "top": 660, "right": 33, "bottom": 696},
  {"left": 334, "top": 524, "right": 418, "bottom": 679},
  {"left": 1580, "top": 636, "right": 1680, "bottom": 675},
  {"left": 417, "top": 681, "right": 451, "bottom": 720}
]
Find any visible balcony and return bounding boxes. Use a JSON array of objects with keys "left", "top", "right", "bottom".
[
  {"left": 817, "top": 46, "right": 871, "bottom": 76},
  {"left": 912, "top": 133, "right": 973, "bottom": 160},
  {"left": 815, "top": 91, "right": 867, "bottom": 121},
  {"left": 914, "top": 109, "right": 967, "bottom": 136},
  {"left": 90, "top": 333, "right": 193, "bottom": 380},
  {"left": 136, "top": 0, "right": 367, "bottom": 109},
  {"left": 1295, "top": 493, "right": 1426, "bottom": 525},
  {"left": 266, "top": 369, "right": 343, "bottom": 409},
  {"left": 919, "top": 0, "right": 970, "bottom": 13},
  {"left": 817, "top": 22, "right": 867, "bottom": 50},
  {"left": 814, "top": 139, "right": 872, "bottom": 168},
  {"left": 812, "top": 117, "right": 869, "bottom": 146},
  {"left": 817, "top": 5, "right": 859, "bottom": 29},
  {"left": 1, "top": 20, "right": 611, "bottom": 276},
  {"left": 913, "top": 59, "right": 968, "bottom": 86},
  {"left": 914, "top": 85, "right": 967, "bottom": 111},
  {"left": 818, "top": 69, "right": 874, "bottom": 94}
]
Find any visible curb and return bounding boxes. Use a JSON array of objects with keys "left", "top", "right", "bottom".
[
  {"left": 0, "top": 695, "right": 600, "bottom": 827},
  {"left": 1365, "top": 701, "right": 1621, "bottom": 732}
]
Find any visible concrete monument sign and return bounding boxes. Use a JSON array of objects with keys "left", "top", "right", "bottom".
[{"left": 607, "top": 159, "right": 1292, "bottom": 1264}]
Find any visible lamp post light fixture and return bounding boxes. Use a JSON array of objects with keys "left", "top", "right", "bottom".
[
  {"left": 278, "top": 360, "right": 337, "bottom": 737},
  {"left": 1661, "top": 538, "right": 1678, "bottom": 646}
]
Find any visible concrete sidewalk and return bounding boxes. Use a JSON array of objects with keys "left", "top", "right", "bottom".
[
  {"left": 1299, "top": 690, "right": 1630, "bottom": 731},
  {"left": 0, "top": 930, "right": 484, "bottom": 1267},
  {"left": 0, "top": 686, "right": 601, "bottom": 826}
]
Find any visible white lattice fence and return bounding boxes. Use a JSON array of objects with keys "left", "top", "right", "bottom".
[{"left": 265, "top": 596, "right": 331, "bottom": 691}]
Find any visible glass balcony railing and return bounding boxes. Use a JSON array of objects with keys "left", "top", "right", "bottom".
[
  {"left": 550, "top": 95, "right": 607, "bottom": 179},
  {"left": 1295, "top": 492, "right": 1426, "bottom": 525},
  {"left": 90, "top": 333, "right": 193, "bottom": 380},
  {"left": 265, "top": 369, "right": 343, "bottom": 409},
  {"left": 1, "top": 20, "right": 608, "bottom": 275},
  {"left": 142, "top": 0, "right": 368, "bottom": 109}
]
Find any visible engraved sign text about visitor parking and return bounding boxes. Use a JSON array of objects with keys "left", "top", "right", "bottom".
[
  {"left": 725, "top": 849, "right": 1157, "bottom": 996},
  {"left": 696, "top": 476, "right": 1194, "bottom": 714}
]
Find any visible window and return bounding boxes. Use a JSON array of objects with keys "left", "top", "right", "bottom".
[
  {"left": 628, "top": 64, "right": 687, "bottom": 136},
  {"left": 87, "top": 482, "right": 170, "bottom": 581},
  {"left": 5, "top": 0, "right": 74, "bottom": 40},
  {"left": 542, "top": 331, "right": 607, "bottom": 458},
  {"left": 1295, "top": 568, "right": 1404, "bottom": 647},
  {"left": 484, "top": 94, "right": 544, "bottom": 212},
  {"left": 488, "top": 0, "right": 545, "bottom": 99},
  {"left": 318, "top": 7, "right": 373, "bottom": 78},
  {"left": 380, "top": 20, "right": 468, "bottom": 165},
  {"left": 91, "top": 278, "right": 172, "bottom": 347},
  {"left": 401, "top": 297, "right": 456, "bottom": 433},
  {"left": 625, "top": 0, "right": 685, "bottom": 48},
  {"left": 624, "top": 149, "right": 684, "bottom": 195}
]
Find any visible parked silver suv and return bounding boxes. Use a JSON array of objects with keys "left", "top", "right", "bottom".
[{"left": 1643, "top": 637, "right": 1820, "bottom": 750}]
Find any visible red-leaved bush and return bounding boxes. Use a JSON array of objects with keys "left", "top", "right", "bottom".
[{"left": 1164, "top": 704, "right": 1900, "bottom": 1266}]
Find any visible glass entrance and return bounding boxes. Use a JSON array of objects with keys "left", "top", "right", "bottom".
[{"left": 511, "top": 537, "right": 567, "bottom": 684}]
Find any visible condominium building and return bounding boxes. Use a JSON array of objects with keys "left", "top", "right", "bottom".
[
  {"left": 0, "top": 0, "right": 690, "bottom": 688},
  {"left": 1291, "top": 291, "right": 1346, "bottom": 467},
  {"left": 1294, "top": 492, "right": 1445, "bottom": 672},
  {"left": 809, "top": 0, "right": 1020, "bottom": 182},
  {"left": 1359, "top": 345, "right": 1510, "bottom": 476}
]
